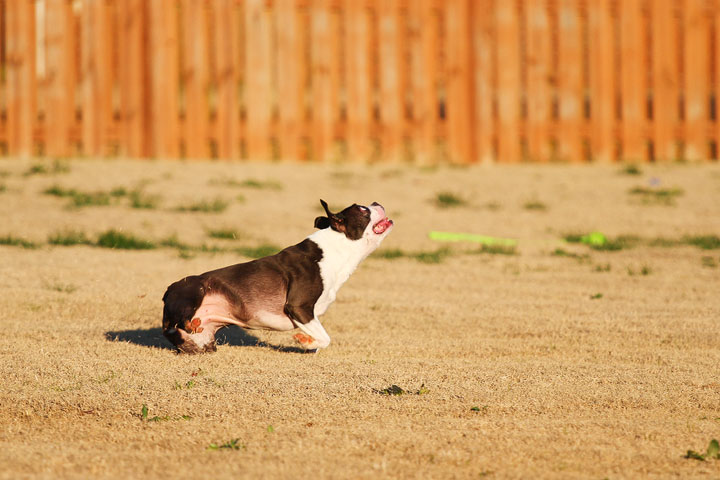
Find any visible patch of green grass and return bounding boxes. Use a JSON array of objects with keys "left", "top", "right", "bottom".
[
  {"left": 129, "top": 190, "right": 161, "bottom": 209},
  {"left": 176, "top": 197, "right": 229, "bottom": 213},
  {"left": 43, "top": 185, "right": 113, "bottom": 207},
  {"left": 48, "top": 229, "right": 92, "bottom": 246},
  {"left": 0, "top": 235, "right": 37, "bottom": 249},
  {"left": 628, "top": 186, "right": 684, "bottom": 205},
  {"left": 374, "top": 248, "right": 406, "bottom": 259},
  {"left": 563, "top": 233, "right": 585, "bottom": 243},
  {"left": 551, "top": 248, "right": 590, "bottom": 263},
  {"left": 207, "top": 228, "right": 240, "bottom": 240},
  {"left": 434, "top": 192, "right": 466, "bottom": 208},
  {"left": 414, "top": 247, "right": 452, "bottom": 264},
  {"left": 627, "top": 265, "right": 652, "bottom": 276},
  {"left": 619, "top": 164, "right": 642, "bottom": 175},
  {"left": 593, "top": 263, "right": 611, "bottom": 272},
  {"left": 472, "top": 244, "right": 517, "bottom": 256},
  {"left": 207, "top": 438, "right": 244, "bottom": 451},
  {"left": 0, "top": 184, "right": 6, "bottom": 193},
  {"left": 237, "top": 179, "right": 283, "bottom": 190},
  {"left": 373, "top": 384, "right": 429, "bottom": 396},
  {"left": 701, "top": 256, "right": 718, "bottom": 268},
  {"left": 158, "top": 235, "right": 191, "bottom": 250},
  {"left": 470, "top": 405, "right": 489, "bottom": 414},
  {"left": 683, "top": 235, "right": 720, "bottom": 250},
  {"left": 684, "top": 439, "right": 720, "bottom": 461},
  {"left": 647, "top": 237, "right": 682, "bottom": 248},
  {"left": 24, "top": 159, "right": 70, "bottom": 176},
  {"left": 96, "top": 229, "right": 156, "bottom": 250},
  {"left": 523, "top": 199, "right": 548, "bottom": 211},
  {"left": 236, "top": 244, "right": 281, "bottom": 259},
  {"left": 590, "top": 293, "right": 603, "bottom": 300}
]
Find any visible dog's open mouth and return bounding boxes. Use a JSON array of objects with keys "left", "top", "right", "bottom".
[{"left": 373, "top": 217, "right": 393, "bottom": 234}]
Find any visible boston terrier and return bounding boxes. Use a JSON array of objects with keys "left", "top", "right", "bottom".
[{"left": 162, "top": 200, "right": 394, "bottom": 354}]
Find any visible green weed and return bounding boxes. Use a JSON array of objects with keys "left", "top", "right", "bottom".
[
  {"left": 158, "top": 235, "right": 191, "bottom": 250},
  {"left": 374, "top": 248, "right": 406, "bottom": 259},
  {"left": 620, "top": 164, "right": 642, "bottom": 175},
  {"left": 683, "top": 235, "right": 720, "bottom": 250},
  {"left": 96, "top": 230, "right": 156, "bottom": 250},
  {"left": 0, "top": 235, "right": 37, "bottom": 249},
  {"left": 523, "top": 199, "right": 548, "bottom": 211},
  {"left": 629, "top": 186, "right": 684, "bottom": 205},
  {"left": 0, "top": 184, "right": 6, "bottom": 193},
  {"left": 236, "top": 244, "right": 281, "bottom": 259},
  {"left": 684, "top": 438, "right": 720, "bottom": 461},
  {"left": 551, "top": 248, "right": 590, "bottom": 263},
  {"left": 48, "top": 229, "right": 92, "bottom": 246},
  {"left": 129, "top": 190, "right": 160, "bottom": 209},
  {"left": 237, "top": 179, "right": 282, "bottom": 190},
  {"left": 414, "top": 247, "right": 452, "bottom": 264},
  {"left": 207, "top": 438, "right": 244, "bottom": 451},
  {"left": 563, "top": 233, "right": 584, "bottom": 244},
  {"left": 470, "top": 405, "right": 489, "bottom": 414},
  {"left": 44, "top": 185, "right": 112, "bottom": 207},
  {"left": 208, "top": 228, "right": 240, "bottom": 240},
  {"left": 434, "top": 192, "right": 466, "bottom": 208},
  {"left": 473, "top": 244, "right": 517, "bottom": 256},
  {"left": 176, "top": 198, "right": 229, "bottom": 213},
  {"left": 590, "top": 293, "right": 603, "bottom": 299},
  {"left": 590, "top": 235, "right": 641, "bottom": 251},
  {"left": 593, "top": 263, "right": 611, "bottom": 272},
  {"left": 627, "top": 265, "right": 652, "bottom": 276},
  {"left": 701, "top": 256, "right": 718, "bottom": 268},
  {"left": 24, "top": 159, "right": 70, "bottom": 176},
  {"left": 374, "top": 384, "right": 429, "bottom": 396}
]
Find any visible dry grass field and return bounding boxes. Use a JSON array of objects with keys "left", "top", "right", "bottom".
[{"left": 0, "top": 158, "right": 719, "bottom": 479}]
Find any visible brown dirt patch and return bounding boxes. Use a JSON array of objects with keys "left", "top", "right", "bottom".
[{"left": 1, "top": 159, "right": 719, "bottom": 478}]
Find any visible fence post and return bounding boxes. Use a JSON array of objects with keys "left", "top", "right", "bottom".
[
  {"left": 587, "top": 0, "right": 614, "bottom": 163},
  {"left": 149, "top": 0, "right": 180, "bottom": 159},
  {"left": 445, "top": 0, "right": 476, "bottom": 164},
  {"left": 82, "top": 0, "right": 112, "bottom": 158},
  {"left": 620, "top": 0, "right": 646, "bottom": 162},
  {"left": 378, "top": 0, "right": 404, "bottom": 163},
  {"left": 275, "top": 0, "right": 302, "bottom": 161},
  {"left": 417, "top": 0, "right": 440, "bottom": 164},
  {"left": 44, "top": 0, "right": 74, "bottom": 157},
  {"left": 345, "top": 0, "right": 373, "bottom": 163},
  {"left": 244, "top": 0, "right": 272, "bottom": 160},
  {"left": 651, "top": 0, "right": 678, "bottom": 162},
  {"left": 495, "top": 0, "right": 521, "bottom": 162},
  {"left": 181, "top": 0, "right": 210, "bottom": 158},
  {"left": 118, "top": 0, "right": 150, "bottom": 158},
  {"left": 526, "top": 0, "right": 551, "bottom": 162},
  {"left": 684, "top": 0, "right": 710, "bottom": 162},
  {"left": 310, "top": 0, "right": 337, "bottom": 162},
  {"left": 557, "top": 0, "right": 585, "bottom": 162},
  {"left": 5, "top": 0, "right": 36, "bottom": 158}
]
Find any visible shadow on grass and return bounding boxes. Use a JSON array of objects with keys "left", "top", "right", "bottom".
[{"left": 104, "top": 327, "right": 308, "bottom": 354}]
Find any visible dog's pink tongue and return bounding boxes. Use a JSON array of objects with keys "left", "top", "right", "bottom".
[{"left": 373, "top": 218, "right": 393, "bottom": 234}]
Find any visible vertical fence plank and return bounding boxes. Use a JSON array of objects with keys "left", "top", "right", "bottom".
[
  {"left": 5, "top": 0, "right": 36, "bottom": 157},
  {"left": 118, "top": 0, "right": 149, "bottom": 157},
  {"left": 310, "top": 0, "right": 334, "bottom": 162},
  {"left": 473, "top": 0, "right": 495, "bottom": 163},
  {"left": 684, "top": 0, "right": 710, "bottom": 161},
  {"left": 44, "top": 0, "right": 74, "bottom": 157},
  {"left": 345, "top": 0, "right": 373, "bottom": 162},
  {"left": 182, "top": 0, "right": 210, "bottom": 158},
  {"left": 588, "top": 0, "right": 614, "bottom": 162},
  {"left": 557, "top": 0, "right": 584, "bottom": 162},
  {"left": 526, "top": 0, "right": 551, "bottom": 162},
  {"left": 82, "top": 0, "right": 112, "bottom": 157},
  {"left": 495, "top": 0, "right": 521, "bottom": 162},
  {"left": 244, "top": 0, "right": 272, "bottom": 160},
  {"left": 445, "top": 0, "right": 476, "bottom": 163},
  {"left": 150, "top": 0, "right": 180, "bottom": 159},
  {"left": 620, "top": 0, "right": 646, "bottom": 161},
  {"left": 652, "top": 0, "right": 678, "bottom": 162},
  {"left": 418, "top": 0, "right": 441, "bottom": 164},
  {"left": 276, "top": 0, "right": 302, "bottom": 161},
  {"left": 378, "top": 0, "right": 404, "bottom": 162}
]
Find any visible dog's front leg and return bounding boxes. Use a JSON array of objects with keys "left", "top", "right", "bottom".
[{"left": 284, "top": 304, "right": 331, "bottom": 351}]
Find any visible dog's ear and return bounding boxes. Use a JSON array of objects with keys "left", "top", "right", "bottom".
[
  {"left": 315, "top": 199, "right": 346, "bottom": 233},
  {"left": 314, "top": 216, "right": 330, "bottom": 229}
]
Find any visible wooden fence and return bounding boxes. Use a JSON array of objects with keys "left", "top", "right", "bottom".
[{"left": 1, "top": 0, "right": 720, "bottom": 163}]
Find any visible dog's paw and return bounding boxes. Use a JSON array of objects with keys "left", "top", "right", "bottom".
[{"left": 293, "top": 332, "right": 315, "bottom": 348}]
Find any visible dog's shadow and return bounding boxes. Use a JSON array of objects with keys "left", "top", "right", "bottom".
[{"left": 104, "top": 327, "right": 308, "bottom": 354}]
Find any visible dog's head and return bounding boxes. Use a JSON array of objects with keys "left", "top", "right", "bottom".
[{"left": 314, "top": 200, "right": 393, "bottom": 243}]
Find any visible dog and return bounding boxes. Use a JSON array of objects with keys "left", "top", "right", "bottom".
[{"left": 162, "top": 200, "right": 394, "bottom": 353}]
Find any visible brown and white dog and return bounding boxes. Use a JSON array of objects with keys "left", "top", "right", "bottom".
[{"left": 162, "top": 200, "right": 394, "bottom": 353}]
